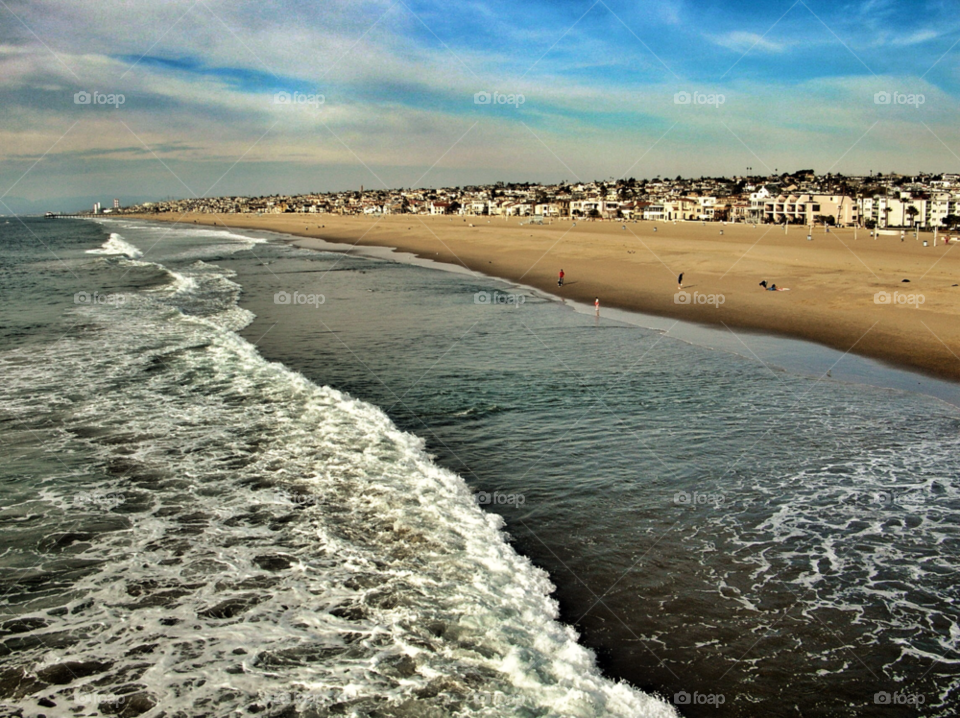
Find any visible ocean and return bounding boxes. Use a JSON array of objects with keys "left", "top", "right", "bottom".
[{"left": 0, "top": 217, "right": 958, "bottom": 717}]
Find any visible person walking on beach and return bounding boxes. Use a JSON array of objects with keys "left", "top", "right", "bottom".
[
  {"left": 594, "top": 297, "right": 600, "bottom": 314},
  {"left": 677, "top": 272, "right": 684, "bottom": 291},
  {"left": 558, "top": 269, "right": 565, "bottom": 287}
]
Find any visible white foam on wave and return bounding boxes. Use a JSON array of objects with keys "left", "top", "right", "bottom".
[
  {"left": 187, "top": 228, "right": 268, "bottom": 244},
  {"left": 172, "top": 274, "right": 199, "bottom": 295},
  {"left": 140, "top": 224, "right": 270, "bottom": 245},
  {"left": 693, "top": 428, "right": 960, "bottom": 711},
  {"left": 85, "top": 232, "right": 143, "bottom": 258}
]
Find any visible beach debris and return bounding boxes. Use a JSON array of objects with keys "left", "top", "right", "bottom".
[{"left": 902, "top": 279, "right": 911, "bottom": 282}]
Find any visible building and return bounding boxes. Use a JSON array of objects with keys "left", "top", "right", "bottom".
[
  {"left": 764, "top": 194, "right": 858, "bottom": 226},
  {"left": 643, "top": 204, "right": 666, "bottom": 221}
]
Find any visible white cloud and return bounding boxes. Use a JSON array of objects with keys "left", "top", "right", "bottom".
[
  {"left": 891, "top": 29, "right": 941, "bottom": 47},
  {"left": 712, "top": 31, "right": 786, "bottom": 54}
]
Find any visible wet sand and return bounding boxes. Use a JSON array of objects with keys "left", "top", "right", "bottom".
[{"left": 128, "top": 213, "right": 960, "bottom": 382}]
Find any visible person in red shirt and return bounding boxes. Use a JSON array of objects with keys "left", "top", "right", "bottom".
[{"left": 558, "top": 269, "right": 565, "bottom": 287}]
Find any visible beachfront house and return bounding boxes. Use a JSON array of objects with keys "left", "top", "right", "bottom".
[
  {"left": 571, "top": 199, "right": 622, "bottom": 218},
  {"left": 748, "top": 186, "right": 774, "bottom": 223},
  {"left": 570, "top": 199, "right": 600, "bottom": 217},
  {"left": 600, "top": 201, "right": 622, "bottom": 219},
  {"left": 500, "top": 202, "right": 533, "bottom": 217},
  {"left": 643, "top": 204, "right": 666, "bottom": 221},
  {"left": 696, "top": 196, "right": 717, "bottom": 220},
  {"left": 729, "top": 201, "right": 750, "bottom": 222},
  {"left": 764, "top": 194, "right": 858, "bottom": 226},
  {"left": 535, "top": 201, "right": 569, "bottom": 217}
]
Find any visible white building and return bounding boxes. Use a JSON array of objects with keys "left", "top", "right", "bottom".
[{"left": 764, "top": 194, "right": 858, "bottom": 226}]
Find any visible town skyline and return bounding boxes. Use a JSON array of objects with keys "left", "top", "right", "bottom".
[{"left": 74, "top": 168, "right": 960, "bottom": 230}]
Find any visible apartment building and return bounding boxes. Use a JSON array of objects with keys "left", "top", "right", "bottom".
[{"left": 764, "top": 194, "right": 858, "bottom": 226}]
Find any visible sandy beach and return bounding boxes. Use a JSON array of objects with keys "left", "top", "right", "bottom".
[{"left": 128, "top": 213, "right": 960, "bottom": 382}]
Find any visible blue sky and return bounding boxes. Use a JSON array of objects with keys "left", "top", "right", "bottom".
[{"left": 0, "top": 0, "right": 958, "bottom": 207}]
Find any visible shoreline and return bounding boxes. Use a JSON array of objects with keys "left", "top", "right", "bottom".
[{"left": 124, "top": 212, "right": 960, "bottom": 385}]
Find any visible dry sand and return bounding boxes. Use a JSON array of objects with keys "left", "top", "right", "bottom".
[{"left": 129, "top": 212, "right": 960, "bottom": 382}]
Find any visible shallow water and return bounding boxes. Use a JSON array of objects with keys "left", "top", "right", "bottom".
[{"left": 0, "top": 218, "right": 675, "bottom": 717}]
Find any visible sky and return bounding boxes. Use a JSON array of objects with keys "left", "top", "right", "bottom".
[{"left": 0, "top": 0, "right": 958, "bottom": 210}]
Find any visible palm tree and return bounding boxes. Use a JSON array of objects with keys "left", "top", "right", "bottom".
[{"left": 906, "top": 206, "right": 919, "bottom": 228}]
